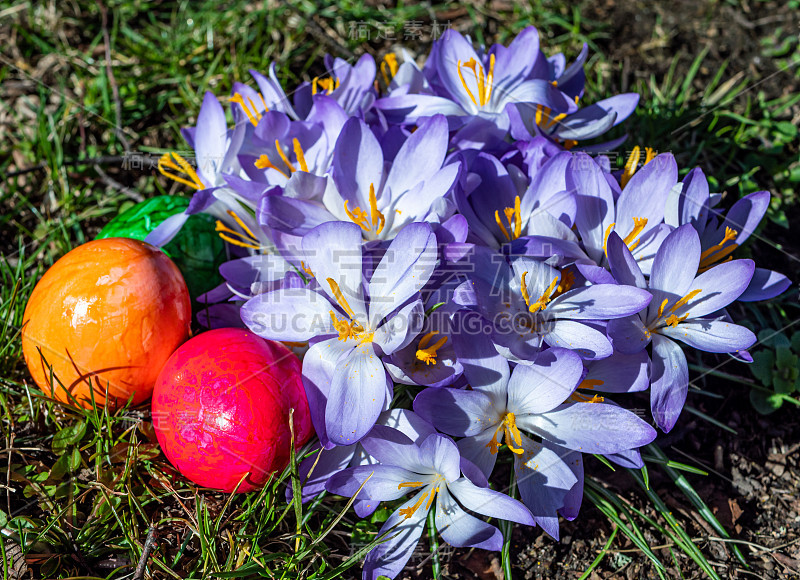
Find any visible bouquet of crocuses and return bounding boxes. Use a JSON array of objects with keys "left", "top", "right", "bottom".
[{"left": 148, "top": 26, "right": 791, "bottom": 580}]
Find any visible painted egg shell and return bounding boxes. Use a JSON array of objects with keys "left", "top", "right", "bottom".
[
  {"left": 152, "top": 328, "right": 314, "bottom": 493},
  {"left": 22, "top": 238, "right": 192, "bottom": 409},
  {"left": 96, "top": 195, "right": 226, "bottom": 300}
]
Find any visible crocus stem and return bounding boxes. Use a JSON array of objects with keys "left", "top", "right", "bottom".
[
  {"left": 427, "top": 504, "right": 441, "bottom": 579},
  {"left": 500, "top": 468, "right": 517, "bottom": 579}
]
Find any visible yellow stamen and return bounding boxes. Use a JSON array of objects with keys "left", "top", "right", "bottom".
[
  {"left": 578, "top": 379, "right": 604, "bottom": 390},
  {"left": 254, "top": 154, "right": 290, "bottom": 179},
  {"left": 380, "top": 53, "right": 399, "bottom": 86},
  {"left": 215, "top": 220, "right": 261, "bottom": 250},
  {"left": 368, "top": 184, "right": 385, "bottom": 235},
  {"left": 344, "top": 200, "right": 371, "bottom": 231},
  {"left": 554, "top": 269, "right": 576, "bottom": 298},
  {"left": 229, "top": 93, "right": 263, "bottom": 127},
  {"left": 326, "top": 278, "right": 356, "bottom": 319},
  {"left": 622, "top": 217, "right": 648, "bottom": 251},
  {"left": 343, "top": 184, "right": 385, "bottom": 235},
  {"left": 698, "top": 227, "right": 739, "bottom": 272},
  {"left": 486, "top": 412, "right": 525, "bottom": 455},
  {"left": 667, "top": 288, "right": 702, "bottom": 315},
  {"left": 570, "top": 392, "right": 605, "bottom": 403},
  {"left": 621, "top": 146, "right": 640, "bottom": 188},
  {"left": 312, "top": 76, "right": 340, "bottom": 95},
  {"left": 602, "top": 222, "right": 617, "bottom": 254},
  {"left": 563, "top": 139, "right": 578, "bottom": 150},
  {"left": 656, "top": 297, "right": 669, "bottom": 319},
  {"left": 494, "top": 196, "right": 522, "bottom": 241},
  {"left": 398, "top": 481, "right": 423, "bottom": 489},
  {"left": 399, "top": 488, "right": 434, "bottom": 519},
  {"left": 665, "top": 313, "right": 689, "bottom": 327},
  {"left": 621, "top": 146, "right": 657, "bottom": 188},
  {"left": 300, "top": 261, "right": 314, "bottom": 278},
  {"left": 157, "top": 152, "right": 205, "bottom": 191},
  {"left": 520, "top": 271, "right": 531, "bottom": 308},
  {"left": 456, "top": 55, "right": 495, "bottom": 107},
  {"left": 329, "top": 311, "right": 363, "bottom": 342},
  {"left": 274, "top": 139, "right": 296, "bottom": 173},
  {"left": 415, "top": 332, "right": 448, "bottom": 365},
  {"left": 226, "top": 210, "right": 257, "bottom": 240},
  {"left": 528, "top": 277, "right": 559, "bottom": 313},
  {"left": 292, "top": 138, "right": 309, "bottom": 173}
]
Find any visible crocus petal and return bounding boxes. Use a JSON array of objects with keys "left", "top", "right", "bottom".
[
  {"left": 543, "top": 320, "right": 613, "bottom": 360},
  {"left": 302, "top": 337, "right": 353, "bottom": 448},
  {"left": 144, "top": 212, "right": 189, "bottom": 247},
  {"left": 456, "top": 429, "right": 499, "bottom": 479},
  {"left": 547, "top": 284, "right": 652, "bottom": 320},
  {"left": 553, "top": 444, "right": 584, "bottom": 521},
  {"left": 552, "top": 106, "right": 617, "bottom": 140},
  {"left": 261, "top": 195, "right": 333, "bottom": 237},
  {"left": 605, "top": 448, "right": 644, "bottom": 469},
  {"left": 419, "top": 434, "right": 462, "bottom": 482},
  {"left": 738, "top": 268, "right": 791, "bottom": 302},
  {"left": 593, "top": 93, "right": 639, "bottom": 126},
  {"left": 676, "top": 259, "right": 754, "bottom": 319},
  {"left": 326, "top": 343, "right": 389, "bottom": 445},
  {"left": 716, "top": 190, "right": 770, "bottom": 247},
  {"left": 374, "top": 300, "right": 424, "bottom": 355},
  {"left": 241, "top": 288, "right": 334, "bottom": 341},
  {"left": 615, "top": 153, "right": 678, "bottom": 238},
  {"left": 302, "top": 221, "right": 367, "bottom": 320},
  {"left": 661, "top": 319, "right": 756, "bottom": 354},
  {"left": 373, "top": 94, "right": 467, "bottom": 124},
  {"left": 570, "top": 152, "right": 615, "bottom": 263},
  {"left": 585, "top": 350, "right": 650, "bottom": 393},
  {"left": 514, "top": 436, "right": 577, "bottom": 539},
  {"left": 298, "top": 444, "right": 355, "bottom": 502},
  {"left": 507, "top": 348, "right": 583, "bottom": 415},
  {"left": 194, "top": 92, "right": 228, "bottom": 183},
  {"left": 649, "top": 224, "right": 701, "bottom": 298},
  {"left": 491, "top": 26, "right": 541, "bottom": 91},
  {"left": 332, "top": 117, "right": 384, "bottom": 210},
  {"left": 518, "top": 402, "right": 657, "bottom": 454},
  {"left": 379, "top": 408, "right": 438, "bottom": 443},
  {"left": 385, "top": 114, "right": 448, "bottom": 196},
  {"left": 413, "top": 387, "right": 498, "bottom": 438},
  {"left": 434, "top": 487, "right": 502, "bottom": 550},
  {"left": 360, "top": 426, "right": 430, "bottom": 473},
  {"left": 453, "top": 314, "right": 511, "bottom": 390},
  {"left": 606, "top": 315, "right": 651, "bottom": 354},
  {"left": 606, "top": 232, "right": 646, "bottom": 288},
  {"left": 368, "top": 222, "right": 438, "bottom": 323},
  {"left": 650, "top": 333, "right": 688, "bottom": 433},
  {"left": 448, "top": 477, "right": 535, "bottom": 526},
  {"left": 326, "top": 464, "right": 424, "bottom": 501},
  {"left": 364, "top": 496, "right": 428, "bottom": 580}
]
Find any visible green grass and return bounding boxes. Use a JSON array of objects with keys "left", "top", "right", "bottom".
[{"left": 2, "top": 0, "right": 799, "bottom": 578}]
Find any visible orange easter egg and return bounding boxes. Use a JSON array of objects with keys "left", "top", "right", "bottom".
[{"left": 22, "top": 238, "right": 191, "bottom": 409}]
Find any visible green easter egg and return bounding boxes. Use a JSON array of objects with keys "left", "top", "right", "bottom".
[{"left": 96, "top": 195, "right": 226, "bottom": 300}]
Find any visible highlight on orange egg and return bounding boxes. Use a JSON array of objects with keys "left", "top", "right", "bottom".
[{"left": 21, "top": 237, "right": 192, "bottom": 409}]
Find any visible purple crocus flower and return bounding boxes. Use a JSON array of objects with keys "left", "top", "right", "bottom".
[
  {"left": 453, "top": 248, "right": 652, "bottom": 362},
  {"left": 291, "top": 54, "right": 378, "bottom": 118},
  {"left": 455, "top": 151, "right": 581, "bottom": 251},
  {"left": 240, "top": 221, "right": 438, "bottom": 445},
  {"left": 413, "top": 337, "right": 656, "bottom": 538},
  {"left": 326, "top": 428, "right": 535, "bottom": 580},
  {"left": 292, "top": 409, "right": 437, "bottom": 518},
  {"left": 665, "top": 167, "right": 791, "bottom": 301},
  {"left": 262, "top": 115, "right": 460, "bottom": 243},
  {"left": 374, "top": 27, "right": 577, "bottom": 137},
  {"left": 606, "top": 225, "right": 757, "bottom": 431},
  {"left": 570, "top": 150, "right": 678, "bottom": 274}
]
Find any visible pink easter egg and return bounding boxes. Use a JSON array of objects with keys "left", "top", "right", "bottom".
[{"left": 152, "top": 328, "right": 314, "bottom": 492}]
